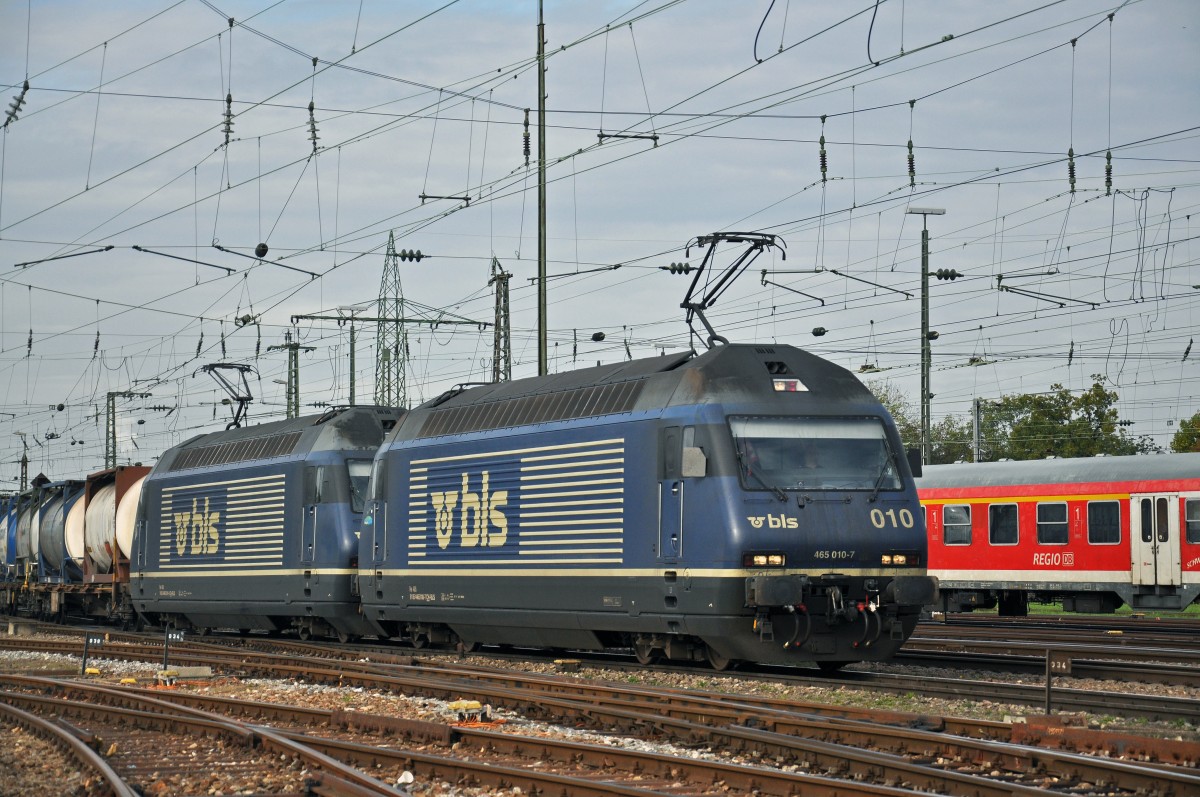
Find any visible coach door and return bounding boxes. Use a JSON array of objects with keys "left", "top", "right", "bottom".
[{"left": 1130, "top": 494, "right": 1182, "bottom": 588}]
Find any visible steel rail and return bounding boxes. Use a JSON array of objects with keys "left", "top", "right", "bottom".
[{"left": 0, "top": 700, "right": 140, "bottom": 797}]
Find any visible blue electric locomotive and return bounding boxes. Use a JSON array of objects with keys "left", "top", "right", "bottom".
[
  {"left": 131, "top": 405, "right": 403, "bottom": 641},
  {"left": 359, "top": 343, "right": 937, "bottom": 669}
]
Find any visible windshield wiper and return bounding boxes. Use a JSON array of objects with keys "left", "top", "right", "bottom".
[
  {"left": 868, "top": 452, "right": 895, "bottom": 503},
  {"left": 735, "top": 449, "right": 788, "bottom": 503}
]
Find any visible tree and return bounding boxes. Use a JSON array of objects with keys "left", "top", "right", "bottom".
[
  {"left": 866, "top": 375, "right": 1158, "bottom": 464},
  {"left": 931, "top": 414, "right": 973, "bottom": 464},
  {"left": 1171, "top": 411, "right": 1200, "bottom": 453},
  {"left": 980, "top": 376, "right": 1158, "bottom": 460}
]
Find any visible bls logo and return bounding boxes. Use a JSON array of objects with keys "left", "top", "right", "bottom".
[
  {"left": 430, "top": 471, "right": 509, "bottom": 550},
  {"left": 173, "top": 496, "right": 221, "bottom": 556},
  {"left": 747, "top": 514, "right": 798, "bottom": 530}
]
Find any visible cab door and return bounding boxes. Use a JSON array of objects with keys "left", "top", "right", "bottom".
[
  {"left": 301, "top": 466, "right": 322, "bottom": 565},
  {"left": 1130, "top": 494, "right": 1182, "bottom": 587},
  {"left": 658, "top": 427, "right": 683, "bottom": 562}
]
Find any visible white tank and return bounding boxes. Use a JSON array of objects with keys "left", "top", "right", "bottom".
[
  {"left": 65, "top": 497, "right": 87, "bottom": 564},
  {"left": 30, "top": 505, "right": 42, "bottom": 561},
  {"left": 115, "top": 475, "right": 145, "bottom": 562},
  {"left": 38, "top": 491, "right": 69, "bottom": 572},
  {"left": 15, "top": 501, "right": 36, "bottom": 560},
  {"left": 0, "top": 512, "right": 9, "bottom": 562},
  {"left": 85, "top": 484, "right": 118, "bottom": 572}
]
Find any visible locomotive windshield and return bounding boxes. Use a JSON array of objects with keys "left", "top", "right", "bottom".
[
  {"left": 347, "top": 460, "right": 373, "bottom": 513},
  {"left": 731, "top": 416, "right": 902, "bottom": 492}
]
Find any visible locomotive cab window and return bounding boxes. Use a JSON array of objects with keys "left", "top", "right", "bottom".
[
  {"left": 730, "top": 416, "right": 901, "bottom": 492},
  {"left": 1036, "top": 502, "right": 1068, "bottom": 545},
  {"left": 1187, "top": 499, "right": 1200, "bottom": 545},
  {"left": 942, "top": 504, "right": 972, "bottom": 545},
  {"left": 347, "top": 460, "right": 373, "bottom": 513},
  {"left": 1086, "top": 500, "right": 1120, "bottom": 545},
  {"left": 989, "top": 503, "right": 1019, "bottom": 545}
]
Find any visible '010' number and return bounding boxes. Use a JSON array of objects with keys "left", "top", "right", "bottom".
[{"left": 870, "top": 508, "right": 915, "bottom": 529}]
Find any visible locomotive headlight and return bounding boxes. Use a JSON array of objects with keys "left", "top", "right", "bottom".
[
  {"left": 882, "top": 552, "right": 918, "bottom": 566},
  {"left": 743, "top": 552, "right": 786, "bottom": 568},
  {"left": 881, "top": 554, "right": 893, "bottom": 565}
]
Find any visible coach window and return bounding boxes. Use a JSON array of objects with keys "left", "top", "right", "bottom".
[
  {"left": 1087, "top": 500, "right": 1121, "bottom": 544},
  {"left": 1186, "top": 499, "right": 1200, "bottom": 544},
  {"left": 1036, "top": 502, "right": 1068, "bottom": 545},
  {"left": 989, "top": 503, "right": 1019, "bottom": 545},
  {"left": 942, "top": 504, "right": 971, "bottom": 545}
]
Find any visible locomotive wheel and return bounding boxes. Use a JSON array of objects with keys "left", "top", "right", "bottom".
[
  {"left": 704, "top": 644, "right": 736, "bottom": 671},
  {"left": 816, "top": 660, "right": 848, "bottom": 674},
  {"left": 457, "top": 640, "right": 477, "bottom": 654},
  {"left": 410, "top": 634, "right": 428, "bottom": 649},
  {"left": 336, "top": 629, "right": 359, "bottom": 644},
  {"left": 633, "top": 640, "right": 660, "bottom": 665}
]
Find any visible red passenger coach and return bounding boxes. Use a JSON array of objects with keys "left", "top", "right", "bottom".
[{"left": 916, "top": 453, "right": 1200, "bottom": 615}]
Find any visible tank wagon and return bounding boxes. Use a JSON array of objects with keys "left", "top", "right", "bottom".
[
  {"left": 360, "top": 343, "right": 937, "bottom": 669},
  {"left": 918, "top": 453, "right": 1200, "bottom": 615},
  {"left": 131, "top": 406, "right": 403, "bottom": 641},
  {"left": 1, "top": 466, "right": 148, "bottom": 623}
]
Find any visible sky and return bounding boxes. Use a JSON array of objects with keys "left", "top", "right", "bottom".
[{"left": 0, "top": 0, "right": 1197, "bottom": 484}]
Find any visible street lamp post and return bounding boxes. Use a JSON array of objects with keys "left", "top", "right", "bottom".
[{"left": 906, "top": 207, "right": 945, "bottom": 465}]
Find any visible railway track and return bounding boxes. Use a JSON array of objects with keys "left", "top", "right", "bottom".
[
  {"left": 5, "top": 619, "right": 1198, "bottom": 720},
  {"left": 2, "top": 664, "right": 1197, "bottom": 797},
  {"left": 1, "top": 627, "right": 1198, "bottom": 796}
]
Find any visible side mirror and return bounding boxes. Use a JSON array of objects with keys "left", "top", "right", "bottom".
[{"left": 906, "top": 448, "right": 923, "bottom": 478}]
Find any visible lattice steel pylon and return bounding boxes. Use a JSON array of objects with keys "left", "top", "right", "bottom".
[
  {"left": 375, "top": 232, "right": 408, "bottom": 407},
  {"left": 490, "top": 256, "right": 512, "bottom": 382}
]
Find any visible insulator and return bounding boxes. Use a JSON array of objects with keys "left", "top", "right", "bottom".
[
  {"left": 4, "top": 80, "right": 29, "bottom": 128},
  {"left": 196, "top": 332, "right": 203, "bottom": 358},
  {"left": 93, "top": 331, "right": 100, "bottom": 358},
  {"left": 523, "top": 108, "right": 531, "bottom": 166},
  {"left": 307, "top": 100, "right": 319, "bottom": 151},
  {"left": 27, "top": 329, "right": 32, "bottom": 355},
  {"left": 907, "top": 139, "right": 915, "bottom": 188},
  {"left": 819, "top": 134, "right": 827, "bottom": 183},
  {"left": 222, "top": 93, "right": 234, "bottom": 144},
  {"left": 1067, "top": 147, "right": 1076, "bottom": 193},
  {"left": 1105, "top": 150, "right": 1112, "bottom": 195}
]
